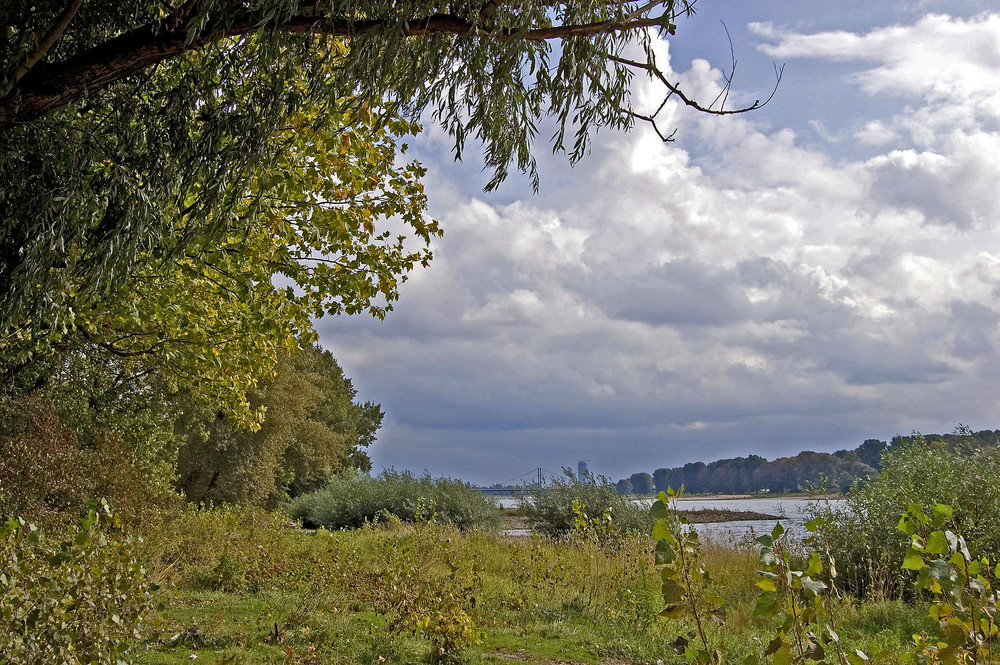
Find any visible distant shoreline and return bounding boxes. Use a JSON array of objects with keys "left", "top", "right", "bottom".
[{"left": 667, "top": 493, "right": 842, "bottom": 501}]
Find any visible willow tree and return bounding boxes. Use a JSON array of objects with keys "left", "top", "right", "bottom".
[{"left": 0, "top": 0, "right": 766, "bottom": 420}]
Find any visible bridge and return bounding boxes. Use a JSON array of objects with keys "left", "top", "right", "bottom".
[{"left": 476, "top": 467, "right": 563, "bottom": 496}]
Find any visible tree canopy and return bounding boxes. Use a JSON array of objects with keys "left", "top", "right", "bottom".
[{"left": 176, "top": 343, "right": 382, "bottom": 507}]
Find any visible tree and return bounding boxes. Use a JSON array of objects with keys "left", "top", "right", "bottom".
[
  {"left": 1, "top": 0, "right": 770, "bottom": 344},
  {"left": 629, "top": 471, "right": 654, "bottom": 495},
  {"left": 176, "top": 344, "right": 382, "bottom": 506},
  {"left": 855, "top": 439, "right": 887, "bottom": 471},
  {"left": 1, "top": 81, "right": 434, "bottom": 425}
]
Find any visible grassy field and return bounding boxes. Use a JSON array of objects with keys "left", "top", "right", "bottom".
[{"left": 133, "top": 508, "right": 928, "bottom": 665}]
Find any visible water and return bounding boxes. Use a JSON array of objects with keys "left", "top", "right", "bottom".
[
  {"left": 496, "top": 495, "right": 844, "bottom": 541},
  {"left": 667, "top": 496, "right": 844, "bottom": 542}
]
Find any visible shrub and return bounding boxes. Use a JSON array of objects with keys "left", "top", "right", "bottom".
[
  {"left": 0, "top": 394, "right": 180, "bottom": 527},
  {"left": 808, "top": 432, "right": 1000, "bottom": 598},
  {"left": 285, "top": 470, "right": 503, "bottom": 531},
  {"left": 522, "top": 471, "right": 651, "bottom": 537},
  {"left": 0, "top": 502, "right": 153, "bottom": 664}
]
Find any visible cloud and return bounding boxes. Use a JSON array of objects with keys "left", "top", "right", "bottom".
[
  {"left": 752, "top": 13, "right": 1000, "bottom": 137},
  {"left": 318, "top": 11, "right": 1000, "bottom": 483}
]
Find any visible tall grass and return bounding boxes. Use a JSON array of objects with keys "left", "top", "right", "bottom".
[{"left": 285, "top": 470, "right": 504, "bottom": 531}]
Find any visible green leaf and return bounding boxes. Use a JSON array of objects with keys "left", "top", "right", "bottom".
[
  {"left": 926, "top": 558, "right": 953, "bottom": 580},
  {"left": 650, "top": 500, "right": 670, "bottom": 520},
  {"left": 764, "top": 636, "right": 784, "bottom": 656},
  {"left": 801, "top": 576, "right": 828, "bottom": 597},
  {"left": 925, "top": 530, "right": 949, "bottom": 555},
  {"left": 806, "top": 552, "right": 823, "bottom": 576},
  {"left": 897, "top": 514, "right": 915, "bottom": 535},
  {"left": 652, "top": 521, "right": 672, "bottom": 542},
  {"left": 902, "top": 548, "right": 925, "bottom": 570},
  {"left": 756, "top": 577, "right": 777, "bottom": 592},
  {"left": 932, "top": 503, "right": 954, "bottom": 519},
  {"left": 753, "top": 594, "right": 778, "bottom": 617},
  {"left": 661, "top": 578, "right": 684, "bottom": 603},
  {"left": 804, "top": 517, "right": 825, "bottom": 533},
  {"left": 773, "top": 646, "right": 793, "bottom": 665},
  {"left": 655, "top": 540, "right": 676, "bottom": 565},
  {"left": 684, "top": 647, "right": 711, "bottom": 665}
]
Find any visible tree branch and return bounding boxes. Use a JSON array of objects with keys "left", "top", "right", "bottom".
[
  {"left": 2, "top": 0, "right": 86, "bottom": 97},
  {"left": 0, "top": 7, "right": 677, "bottom": 130},
  {"left": 605, "top": 52, "right": 782, "bottom": 117}
]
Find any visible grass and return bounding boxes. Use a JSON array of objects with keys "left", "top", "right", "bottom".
[{"left": 132, "top": 508, "right": 926, "bottom": 665}]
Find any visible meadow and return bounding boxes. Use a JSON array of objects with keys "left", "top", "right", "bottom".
[{"left": 134, "top": 507, "right": 925, "bottom": 665}]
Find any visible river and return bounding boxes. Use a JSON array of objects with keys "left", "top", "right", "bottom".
[
  {"left": 497, "top": 495, "right": 845, "bottom": 541},
  {"left": 664, "top": 496, "right": 844, "bottom": 542}
]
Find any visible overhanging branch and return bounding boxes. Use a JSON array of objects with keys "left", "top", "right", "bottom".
[{"left": 0, "top": 6, "right": 679, "bottom": 130}]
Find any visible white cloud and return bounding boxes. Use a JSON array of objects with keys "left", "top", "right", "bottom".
[{"left": 753, "top": 13, "right": 1000, "bottom": 138}]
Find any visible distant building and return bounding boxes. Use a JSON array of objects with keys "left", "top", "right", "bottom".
[{"left": 577, "top": 460, "right": 589, "bottom": 481}]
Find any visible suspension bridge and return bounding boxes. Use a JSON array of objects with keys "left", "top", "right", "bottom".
[{"left": 476, "top": 467, "right": 563, "bottom": 495}]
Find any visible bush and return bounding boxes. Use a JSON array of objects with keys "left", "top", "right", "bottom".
[
  {"left": 0, "top": 394, "right": 180, "bottom": 527},
  {"left": 285, "top": 470, "right": 503, "bottom": 531},
  {"left": 808, "top": 433, "right": 1000, "bottom": 599},
  {"left": 522, "top": 471, "right": 651, "bottom": 537},
  {"left": 0, "top": 502, "right": 153, "bottom": 664}
]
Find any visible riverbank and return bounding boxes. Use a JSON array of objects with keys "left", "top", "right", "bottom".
[{"left": 501, "top": 507, "right": 780, "bottom": 534}]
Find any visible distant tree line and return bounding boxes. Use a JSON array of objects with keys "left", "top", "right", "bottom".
[{"left": 615, "top": 430, "right": 1000, "bottom": 496}]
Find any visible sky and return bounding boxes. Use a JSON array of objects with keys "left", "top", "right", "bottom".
[{"left": 316, "top": 1, "right": 1000, "bottom": 486}]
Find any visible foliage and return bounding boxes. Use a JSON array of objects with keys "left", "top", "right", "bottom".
[
  {"left": 616, "top": 477, "right": 634, "bottom": 495},
  {"left": 0, "top": 502, "right": 153, "bottom": 664},
  {"left": 176, "top": 344, "right": 382, "bottom": 507},
  {"left": 808, "top": 435, "right": 1000, "bottom": 599},
  {"left": 0, "top": 389, "right": 180, "bottom": 527},
  {"left": 898, "top": 503, "right": 1000, "bottom": 665},
  {"left": 522, "top": 470, "right": 650, "bottom": 537},
  {"left": 135, "top": 504, "right": 922, "bottom": 665},
  {"left": 0, "top": 0, "right": 747, "bottom": 426},
  {"left": 748, "top": 519, "right": 860, "bottom": 665},
  {"left": 2, "top": 84, "right": 434, "bottom": 426},
  {"left": 649, "top": 488, "right": 725, "bottom": 665},
  {"left": 626, "top": 429, "right": 1000, "bottom": 498},
  {"left": 629, "top": 472, "right": 654, "bottom": 495},
  {"left": 648, "top": 452, "right": 875, "bottom": 497},
  {"left": 285, "top": 470, "right": 503, "bottom": 531},
  {"left": 649, "top": 492, "right": 919, "bottom": 665}
]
